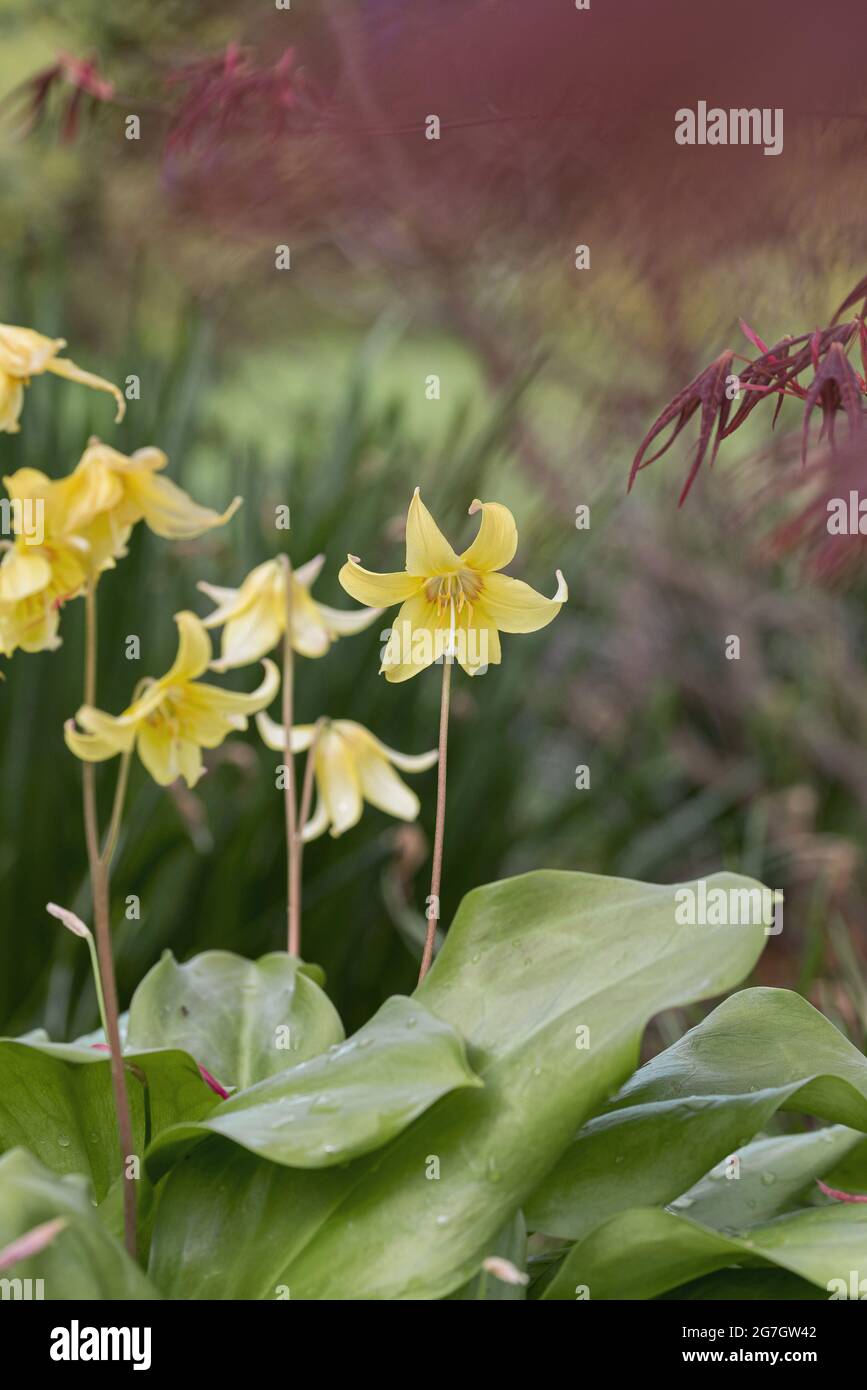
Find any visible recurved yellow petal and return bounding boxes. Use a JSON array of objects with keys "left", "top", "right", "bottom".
[
  {"left": 191, "top": 658, "right": 279, "bottom": 718},
  {"left": 197, "top": 581, "right": 240, "bottom": 624},
  {"left": 255, "top": 711, "right": 315, "bottom": 754},
  {"left": 0, "top": 372, "right": 24, "bottom": 432},
  {"left": 339, "top": 556, "right": 421, "bottom": 608},
  {"left": 175, "top": 739, "right": 205, "bottom": 787},
  {"left": 3, "top": 467, "right": 54, "bottom": 508},
  {"left": 0, "top": 326, "right": 64, "bottom": 376},
  {"left": 124, "top": 469, "right": 241, "bottom": 539},
  {"left": 353, "top": 745, "right": 422, "bottom": 822},
  {"left": 291, "top": 584, "right": 331, "bottom": 659},
  {"left": 63, "top": 721, "right": 117, "bottom": 763},
  {"left": 457, "top": 611, "right": 501, "bottom": 677},
  {"left": 4, "top": 602, "right": 61, "bottom": 655},
  {"left": 301, "top": 797, "right": 330, "bottom": 842},
  {"left": 52, "top": 450, "right": 125, "bottom": 533},
  {"left": 477, "top": 569, "right": 568, "bottom": 633},
  {"left": 63, "top": 704, "right": 135, "bottom": 762},
  {"left": 164, "top": 612, "right": 213, "bottom": 684},
  {"left": 294, "top": 553, "right": 326, "bottom": 588},
  {"left": 44, "top": 355, "right": 125, "bottom": 423},
  {"left": 137, "top": 720, "right": 191, "bottom": 787},
  {"left": 380, "top": 590, "right": 449, "bottom": 682},
  {"left": 460, "top": 499, "right": 518, "bottom": 572},
  {"left": 336, "top": 722, "right": 438, "bottom": 774},
  {"left": 317, "top": 728, "right": 363, "bottom": 837},
  {"left": 315, "top": 600, "right": 382, "bottom": 638},
  {"left": 405, "top": 488, "right": 461, "bottom": 576},
  {"left": 0, "top": 549, "right": 52, "bottom": 602}
]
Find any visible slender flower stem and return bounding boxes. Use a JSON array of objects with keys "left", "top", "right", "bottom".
[
  {"left": 280, "top": 556, "right": 301, "bottom": 956},
  {"left": 81, "top": 581, "right": 137, "bottom": 1261},
  {"left": 100, "top": 750, "right": 131, "bottom": 866},
  {"left": 418, "top": 658, "right": 453, "bottom": 983}
]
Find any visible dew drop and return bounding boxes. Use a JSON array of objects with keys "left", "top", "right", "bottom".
[
  {"left": 435, "top": 1214, "right": 450, "bottom": 1227},
  {"left": 761, "top": 1171, "right": 776, "bottom": 1186},
  {"left": 57, "top": 1134, "right": 71, "bottom": 1149}
]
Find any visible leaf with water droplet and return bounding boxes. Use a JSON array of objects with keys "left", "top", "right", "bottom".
[{"left": 146, "top": 995, "right": 481, "bottom": 1178}]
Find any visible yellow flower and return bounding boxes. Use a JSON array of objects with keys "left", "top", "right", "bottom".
[
  {"left": 198, "top": 554, "right": 381, "bottom": 671},
  {"left": 0, "top": 539, "right": 88, "bottom": 655},
  {"left": 41, "top": 440, "right": 242, "bottom": 574},
  {"left": 257, "top": 712, "right": 437, "bottom": 839},
  {"left": 64, "top": 611, "right": 279, "bottom": 787},
  {"left": 338, "top": 489, "right": 567, "bottom": 681},
  {"left": 0, "top": 324, "right": 125, "bottom": 433},
  {"left": 0, "top": 468, "right": 89, "bottom": 655}
]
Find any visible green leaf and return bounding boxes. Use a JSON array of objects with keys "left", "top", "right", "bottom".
[
  {"left": 0, "top": 1036, "right": 218, "bottom": 1201},
  {"left": 526, "top": 989, "right": 867, "bottom": 1240},
  {"left": 541, "top": 1202, "right": 867, "bottom": 1300},
  {"left": 820, "top": 1135, "right": 867, "bottom": 1195},
  {"left": 145, "top": 995, "right": 481, "bottom": 1180},
  {"left": 127, "top": 949, "right": 344, "bottom": 1091},
  {"left": 0, "top": 1149, "right": 159, "bottom": 1300},
  {"left": 149, "top": 869, "right": 769, "bottom": 1299},
  {"left": 670, "top": 1127, "right": 865, "bottom": 1231},
  {"left": 446, "top": 1212, "right": 528, "bottom": 1300}
]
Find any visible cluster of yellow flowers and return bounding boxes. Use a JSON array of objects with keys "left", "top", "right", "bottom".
[
  {"left": 0, "top": 440, "right": 239, "bottom": 655},
  {"left": 1, "top": 321, "right": 568, "bottom": 841}
]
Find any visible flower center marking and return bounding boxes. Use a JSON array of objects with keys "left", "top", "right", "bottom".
[{"left": 424, "top": 569, "right": 482, "bottom": 617}]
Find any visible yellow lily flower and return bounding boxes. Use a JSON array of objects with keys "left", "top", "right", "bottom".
[
  {"left": 38, "top": 440, "right": 242, "bottom": 574},
  {"left": 198, "top": 554, "right": 381, "bottom": 670},
  {"left": 0, "top": 538, "right": 88, "bottom": 655},
  {"left": 338, "top": 489, "right": 567, "bottom": 681},
  {"left": 256, "top": 712, "right": 437, "bottom": 839},
  {"left": 0, "top": 468, "right": 89, "bottom": 655},
  {"left": 0, "top": 324, "right": 125, "bottom": 433},
  {"left": 64, "top": 611, "right": 279, "bottom": 787}
]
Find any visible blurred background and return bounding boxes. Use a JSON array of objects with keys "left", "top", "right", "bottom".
[{"left": 1, "top": 0, "right": 866, "bottom": 1049}]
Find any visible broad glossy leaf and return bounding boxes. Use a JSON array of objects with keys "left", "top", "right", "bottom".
[
  {"left": 128, "top": 949, "right": 344, "bottom": 1090},
  {"left": 0, "top": 1036, "right": 218, "bottom": 1201},
  {"left": 526, "top": 989, "right": 867, "bottom": 1239},
  {"left": 150, "top": 869, "right": 769, "bottom": 1299},
  {"left": 0, "top": 1149, "right": 158, "bottom": 1300},
  {"left": 670, "top": 1127, "right": 864, "bottom": 1231},
  {"left": 145, "top": 995, "right": 481, "bottom": 1179},
  {"left": 541, "top": 1202, "right": 867, "bottom": 1300}
]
